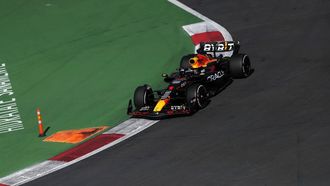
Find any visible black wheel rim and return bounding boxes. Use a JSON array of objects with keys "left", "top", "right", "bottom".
[
  {"left": 242, "top": 56, "right": 251, "bottom": 76},
  {"left": 197, "top": 86, "right": 208, "bottom": 108}
]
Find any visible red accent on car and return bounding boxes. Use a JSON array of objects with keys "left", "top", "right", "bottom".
[
  {"left": 167, "top": 110, "right": 174, "bottom": 115},
  {"left": 191, "top": 31, "right": 225, "bottom": 45}
]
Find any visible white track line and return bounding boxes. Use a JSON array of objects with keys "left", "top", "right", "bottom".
[
  {"left": 168, "top": 0, "right": 233, "bottom": 41},
  {"left": 0, "top": 161, "right": 66, "bottom": 186}
]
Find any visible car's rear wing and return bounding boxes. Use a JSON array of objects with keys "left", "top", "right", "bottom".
[{"left": 196, "top": 41, "right": 240, "bottom": 58}]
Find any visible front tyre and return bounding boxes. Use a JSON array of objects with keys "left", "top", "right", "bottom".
[
  {"left": 186, "top": 84, "right": 209, "bottom": 112},
  {"left": 230, "top": 54, "right": 251, "bottom": 78},
  {"left": 134, "top": 85, "right": 154, "bottom": 109}
]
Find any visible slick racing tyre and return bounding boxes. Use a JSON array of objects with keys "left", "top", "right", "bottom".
[
  {"left": 134, "top": 85, "right": 154, "bottom": 109},
  {"left": 186, "top": 84, "right": 209, "bottom": 112},
  {"left": 180, "top": 54, "right": 196, "bottom": 69},
  {"left": 230, "top": 54, "right": 251, "bottom": 78}
]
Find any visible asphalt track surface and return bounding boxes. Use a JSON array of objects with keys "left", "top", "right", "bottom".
[{"left": 27, "top": 0, "right": 330, "bottom": 185}]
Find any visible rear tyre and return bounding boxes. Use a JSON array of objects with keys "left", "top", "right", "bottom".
[
  {"left": 186, "top": 84, "right": 209, "bottom": 112},
  {"left": 230, "top": 54, "right": 251, "bottom": 78},
  {"left": 180, "top": 54, "right": 196, "bottom": 69},
  {"left": 134, "top": 85, "right": 154, "bottom": 109}
]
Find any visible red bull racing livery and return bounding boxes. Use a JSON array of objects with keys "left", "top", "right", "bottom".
[{"left": 127, "top": 41, "right": 252, "bottom": 119}]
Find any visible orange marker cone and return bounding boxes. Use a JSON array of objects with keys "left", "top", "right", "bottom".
[{"left": 37, "top": 108, "right": 45, "bottom": 137}]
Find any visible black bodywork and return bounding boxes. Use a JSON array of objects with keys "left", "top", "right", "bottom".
[
  {"left": 128, "top": 57, "right": 233, "bottom": 119},
  {"left": 127, "top": 41, "right": 250, "bottom": 119}
]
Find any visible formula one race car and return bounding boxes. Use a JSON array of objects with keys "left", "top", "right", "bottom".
[{"left": 127, "top": 41, "right": 252, "bottom": 119}]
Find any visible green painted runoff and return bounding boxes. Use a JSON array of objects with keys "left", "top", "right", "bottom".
[{"left": 0, "top": 0, "right": 199, "bottom": 177}]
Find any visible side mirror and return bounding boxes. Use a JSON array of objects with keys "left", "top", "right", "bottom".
[{"left": 162, "top": 73, "right": 168, "bottom": 78}]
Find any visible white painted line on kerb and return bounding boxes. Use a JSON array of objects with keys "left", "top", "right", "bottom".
[
  {"left": 104, "top": 118, "right": 157, "bottom": 135},
  {"left": 168, "top": 0, "right": 233, "bottom": 41},
  {"left": 0, "top": 160, "right": 66, "bottom": 186}
]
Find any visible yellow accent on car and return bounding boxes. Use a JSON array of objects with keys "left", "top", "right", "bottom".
[
  {"left": 153, "top": 100, "right": 167, "bottom": 112},
  {"left": 190, "top": 57, "right": 200, "bottom": 69}
]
